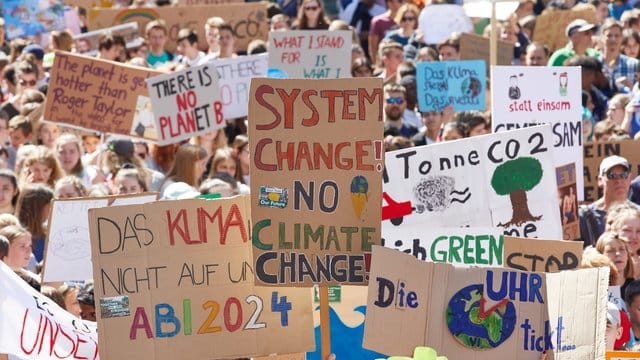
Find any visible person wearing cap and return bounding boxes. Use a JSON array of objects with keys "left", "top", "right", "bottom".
[
  {"left": 580, "top": 155, "right": 638, "bottom": 247},
  {"left": 548, "top": 19, "right": 600, "bottom": 66},
  {"left": 607, "top": 302, "right": 625, "bottom": 350},
  {"left": 20, "top": 44, "right": 47, "bottom": 88},
  {"left": 601, "top": 19, "right": 639, "bottom": 93}
]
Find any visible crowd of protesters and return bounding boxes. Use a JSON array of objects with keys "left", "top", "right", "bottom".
[{"left": 4, "top": 0, "right": 640, "bottom": 355}]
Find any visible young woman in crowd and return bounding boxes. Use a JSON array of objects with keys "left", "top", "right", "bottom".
[
  {"left": 0, "top": 169, "right": 19, "bottom": 214},
  {"left": 160, "top": 144, "right": 207, "bottom": 198},
  {"left": 384, "top": 4, "right": 420, "bottom": 46},
  {"left": 597, "top": 231, "right": 635, "bottom": 295},
  {"left": 0, "top": 225, "right": 33, "bottom": 272},
  {"left": 209, "top": 147, "right": 249, "bottom": 194},
  {"left": 608, "top": 204, "right": 640, "bottom": 279},
  {"left": 231, "top": 135, "right": 250, "bottom": 185},
  {"left": 55, "top": 134, "right": 102, "bottom": 187},
  {"left": 54, "top": 176, "right": 88, "bottom": 199},
  {"left": 293, "top": 0, "right": 330, "bottom": 30},
  {"left": 23, "top": 146, "right": 64, "bottom": 189},
  {"left": 114, "top": 168, "right": 147, "bottom": 195},
  {"left": 15, "top": 183, "right": 53, "bottom": 265}
]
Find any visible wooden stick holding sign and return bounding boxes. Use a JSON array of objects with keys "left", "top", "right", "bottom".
[{"left": 320, "top": 286, "right": 331, "bottom": 359}]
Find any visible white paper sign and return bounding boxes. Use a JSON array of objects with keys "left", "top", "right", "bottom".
[
  {"left": 146, "top": 63, "right": 224, "bottom": 145},
  {"left": 213, "top": 54, "right": 268, "bottom": 119},
  {"left": 491, "top": 66, "right": 584, "bottom": 201},
  {"left": 42, "top": 193, "right": 158, "bottom": 282},
  {"left": 419, "top": 4, "right": 473, "bottom": 44},
  {"left": 0, "top": 261, "right": 99, "bottom": 359},
  {"left": 383, "top": 226, "right": 504, "bottom": 267},
  {"left": 268, "top": 30, "right": 352, "bottom": 79},
  {"left": 383, "top": 125, "right": 562, "bottom": 240}
]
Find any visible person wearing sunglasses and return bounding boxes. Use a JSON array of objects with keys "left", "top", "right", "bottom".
[
  {"left": 580, "top": 155, "right": 638, "bottom": 247},
  {"left": 384, "top": 4, "right": 419, "bottom": 47},
  {"left": 293, "top": 0, "right": 330, "bottom": 30},
  {"left": 0, "top": 60, "right": 39, "bottom": 121},
  {"left": 383, "top": 83, "right": 417, "bottom": 139}
]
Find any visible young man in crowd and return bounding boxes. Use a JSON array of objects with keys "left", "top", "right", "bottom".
[{"left": 145, "top": 19, "right": 174, "bottom": 68}]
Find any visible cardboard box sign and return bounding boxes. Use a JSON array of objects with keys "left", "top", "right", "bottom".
[
  {"left": 88, "top": 2, "right": 269, "bottom": 53},
  {"left": 363, "top": 246, "right": 608, "bottom": 359},
  {"left": 88, "top": 196, "right": 315, "bottom": 360},
  {"left": 533, "top": 4, "right": 596, "bottom": 52},
  {"left": 249, "top": 77, "right": 384, "bottom": 286},
  {"left": 583, "top": 140, "right": 640, "bottom": 202},
  {"left": 43, "top": 51, "right": 161, "bottom": 140}
]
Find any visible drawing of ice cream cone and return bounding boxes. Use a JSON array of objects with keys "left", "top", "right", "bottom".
[{"left": 350, "top": 175, "right": 368, "bottom": 219}]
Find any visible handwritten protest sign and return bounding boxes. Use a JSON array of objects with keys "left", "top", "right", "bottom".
[
  {"left": 44, "top": 52, "right": 160, "bottom": 139},
  {"left": 88, "top": 3, "right": 269, "bottom": 53},
  {"left": 363, "top": 246, "right": 608, "bottom": 359},
  {"left": 557, "top": 163, "right": 580, "bottom": 240},
  {"left": 88, "top": 196, "right": 314, "bottom": 360},
  {"left": 74, "top": 22, "right": 142, "bottom": 56},
  {"left": 583, "top": 140, "right": 640, "bottom": 202},
  {"left": 3, "top": 0, "right": 66, "bottom": 40},
  {"left": 463, "top": 0, "right": 519, "bottom": 20},
  {"left": 147, "top": 63, "right": 224, "bottom": 145},
  {"left": 459, "top": 33, "right": 513, "bottom": 76},
  {"left": 503, "top": 236, "right": 582, "bottom": 273},
  {"left": 0, "top": 262, "right": 99, "bottom": 359},
  {"left": 533, "top": 4, "right": 596, "bottom": 52},
  {"left": 492, "top": 66, "right": 584, "bottom": 202},
  {"left": 214, "top": 54, "right": 268, "bottom": 119},
  {"left": 383, "top": 227, "right": 504, "bottom": 267},
  {"left": 249, "top": 78, "right": 383, "bottom": 286},
  {"left": 268, "top": 30, "right": 352, "bottom": 79},
  {"left": 418, "top": 4, "right": 473, "bottom": 45},
  {"left": 383, "top": 125, "right": 562, "bottom": 239},
  {"left": 416, "top": 60, "right": 486, "bottom": 112},
  {"left": 42, "top": 193, "right": 158, "bottom": 283}
]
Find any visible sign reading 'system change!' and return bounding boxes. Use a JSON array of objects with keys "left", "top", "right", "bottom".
[{"left": 249, "top": 78, "right": 384, "bottom": 286}]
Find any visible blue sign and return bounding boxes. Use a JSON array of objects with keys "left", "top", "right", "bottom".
[
  {"left": 2, "top": 0, "right": 65, "bottom": 40},
  {"left": 416, "top": 60, "right": 486, "bottom": 112}
]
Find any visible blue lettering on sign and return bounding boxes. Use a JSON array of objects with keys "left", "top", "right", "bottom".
[
  {"left": 520, "top": 316, "right": 572, "bottom": 351},
  {"left": 485, "top": 270, "right": 544, "bottom": 303}
]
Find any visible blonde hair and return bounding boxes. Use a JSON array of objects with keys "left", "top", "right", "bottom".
[
  {"left": 24, "top": 146, "right": 64, "bottom": 188},
  {"left": 581, "top": 246, "right": 618, "bottom": 285},
  {"left": 596, "top": 232, "right": 634, "bottom": 279},
  {"left": 55, "top": 133, "right": 85, "bottom": 175},
  {"left": 54, "top": 176, "right": 88, "bottom": 198},
  {"left": 393, "top": 4, "right": 420, "bottom": 26}
]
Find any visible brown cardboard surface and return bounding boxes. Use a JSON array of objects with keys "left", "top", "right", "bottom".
[
  {"left": 88, "top": 196, "right": 315, "bottom": 360},
  {"left": 583, "top": 140, "right": 640, "bottom": 202},
  {"left": 44, "top": 51, "right": 160, "bottom": 139},
  {"left": 459, "top": 32, "right": 513, "bottom": 74},
  {"left": 248, "top": 78, "right": 384, "bottom": 286},
  {"left": 363, "top": 246, "right": 608, "bottom": 359},
  {"left": 503, "top": 236, "right": 583, "bottom": 273},
  {"left": 87, "top": 3, "right": 269, "bottom": 53},
  {"left": 176, "top": 0, "right": 242, "bottom": 5},
  {"left": 533, "top": 4, "right": 596, "bottom": 53}
]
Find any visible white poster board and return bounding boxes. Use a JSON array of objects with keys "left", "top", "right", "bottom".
[
  {"left": 0, "top": 262, "right": 99, "bottom": 359},
  {"left": 213, "top": 54, "right": 268, "bottom": 119},
  {"left": 492, "top": 66, "right": 584, "bottom": 201},
  {"left": 418, "top": 4, "right": 473, "bottom": 44},
  {"left": 268, "top": 30, "right": 352, "bottom": 79},
  {"left": 42, "top": 193, "right": 158, "bottom": 282},
  {"left": 146, "top": 63, "right": 224, "bottom": 145},
  {"left": 383, "top": 125, "right": 562, "bottom": 239}
]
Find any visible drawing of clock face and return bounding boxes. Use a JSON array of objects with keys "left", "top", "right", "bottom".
[{"left": 446, "top": 284, "right": 517, "bottom": 349}]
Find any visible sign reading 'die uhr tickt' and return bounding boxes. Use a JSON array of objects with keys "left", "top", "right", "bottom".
[
  {"left": 88, "top": 196, "right": 314, "bottom": 360},
  {"left": 249, "top": 78, "right": 384, "bottom": 286}
]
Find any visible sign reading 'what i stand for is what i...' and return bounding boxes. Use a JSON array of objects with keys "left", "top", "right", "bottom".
[
  {"left": 416, "top": 59, "right": 486, "bottom": 112},
  {"left": 147, "top": 63, "right": 225, "bottom": 145},
  {"left": 249, "top": 78, "right": 384, "bottom": 286}
]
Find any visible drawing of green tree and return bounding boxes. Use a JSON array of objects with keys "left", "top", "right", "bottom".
[{"left": 490, "top": 157, "right": 543, "bottom": 227}]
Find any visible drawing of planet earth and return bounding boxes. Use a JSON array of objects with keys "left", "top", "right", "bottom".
[{"left": 446, "top": 284, "right": 517, "bottom": 349}]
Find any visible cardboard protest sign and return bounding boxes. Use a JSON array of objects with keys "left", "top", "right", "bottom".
[
  {"left": 503, "top": 236, "right": 582, "bottom": 273},
  {"left": 88, "top": 196, "right": 315, "bottom": 360},
  {"left": 74, "top": 22, "right": 142, "bottom": 57},
  {"left": 363, "top": 246, "right": 608, "bottom": 359},
  {"left": 416, "top": 60, "right": 486, "bottom": 112},
  {"left": 556, "top": 163, "right": 580, "bottom": 240},
  {"left": 583, "top": 140, "right": 640, "bottom": 202},
  {"left": 418, "top": 4, "right": 473, "bottom": 45},
  {"left": 492, "top": 66, "right": 584, "bottom": 202},
  {"left": 44, "top": 52, "right": 160, "bottom": 139},
  {"left": 533, "top": 4, "right": 596, "bottom": 52},
  {"left": 383, "top": 227, "right": 504, "bottom": 267},
  {"left": 463, "top": 0, "right": 519, "bottom": 21},
  {"left": 0, "top": 262, "right": 99, "bottom": 359},
  {"left": 146, "top": 63, "right": 224, "bottom": 145},
  {"left": 42, "top": 193, "right": 158, "bottom": 283},
  {"left": 3, "top": 0, "right": 66, "bottom": 40},
  {"left": 307, "top": 285, "right": 385, "bottom": 360},
  {"left": 268, "top": 30, "right": 352, "bottom": 79},
  {"left": 214, "top": 54, "right": 268, "bottom": 119},
  {"left": 88, "top": 3, "right": 269, "bottom": 53},
  {"left": 383, "top": 125, "right": 562, "bottom": 239},
  {"left": 249, "top": 78, "right": 384, "bottom": 286},
  {"left": 459, "top": 33, "right": 514, "bottom": 74}
]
